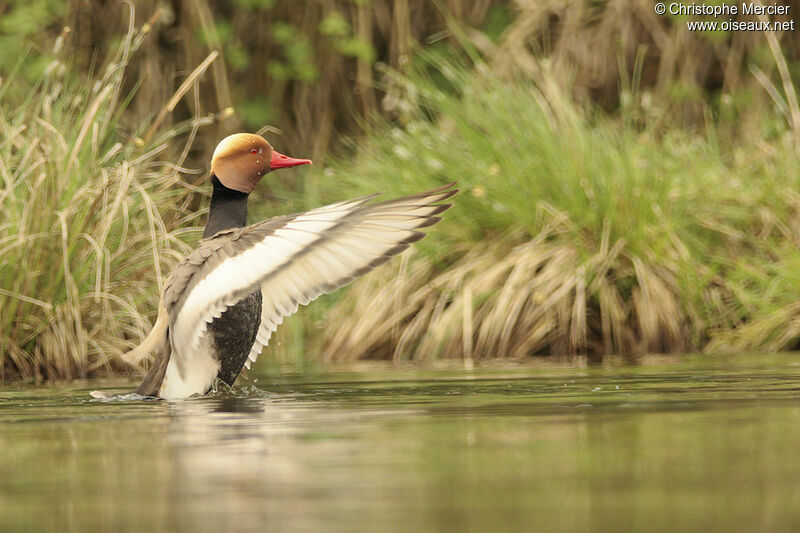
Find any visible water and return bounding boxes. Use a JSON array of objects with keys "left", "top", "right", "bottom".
[{"left": 3, "top": 355, "right": 800, "bottom": 532}]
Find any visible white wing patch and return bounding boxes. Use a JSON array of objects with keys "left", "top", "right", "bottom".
[
  {"left": 171, "top": 210, "right": 352, "bottom": 362},
  {"left": 169, "top": 185, "right": 455, "bottom": 372},
  {"left": 242, "top": 201, "right": 452, "bottom": 369},
  {"left": 159, "top": 334, "right": 218, "bottom": 400}
]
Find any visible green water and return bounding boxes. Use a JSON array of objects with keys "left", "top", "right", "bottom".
[{"left": 3, "top": 355, "right": 800, "bottom": 533}]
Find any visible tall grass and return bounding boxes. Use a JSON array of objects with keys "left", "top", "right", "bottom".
[
  {"left": 6, "top": 4, "right": 800, "bottom": 379},
  {"left": 0, "top": 9, "right": 222, "bottom": 380},
  {"left": 298, "top": 54, "right": 800, "bottom": 361}
]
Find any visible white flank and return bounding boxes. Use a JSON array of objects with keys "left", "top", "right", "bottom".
[{"left": 159, "top": 336, "right": 219, "bottom": 400}]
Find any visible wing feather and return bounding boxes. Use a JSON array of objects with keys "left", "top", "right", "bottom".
[{"left": 166, "top": 183, "right": 456, "bottom": 370}]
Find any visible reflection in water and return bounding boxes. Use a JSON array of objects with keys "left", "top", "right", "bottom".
[
  {"left": 3, "top": 357, "right": 800, "bottom": 532},
  {"left": 208, "top": 397, "right": 266, "bottom": 414},
  {"left": 165, "top": 396, "right": 413, "bottom": 532}
]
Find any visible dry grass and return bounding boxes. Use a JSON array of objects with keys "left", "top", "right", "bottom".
[
  {"left": 319, "top": 228, "right": 704, "bottom": 362},
  {"left": 0, "top": 7, "right": 224, "bottom": 380},
  {"left": 484, "top": 1, "right": 799, "bottom": 131},
  {"left": 5, "top": 2, "right": 800, "bottom": 377},
  {"left": 304, "top": 50, "right": 800, "bottom": 361}
]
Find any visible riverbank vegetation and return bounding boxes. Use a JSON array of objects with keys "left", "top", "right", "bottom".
[
  {"left": 2, "top": 1, "right": 800, "bottom": 379},
  {"left": 0, "top": 17, "right": 217, "bottom": 379},
  {"left": 303, "top": 53, "right": 800, "bottom": 362}
]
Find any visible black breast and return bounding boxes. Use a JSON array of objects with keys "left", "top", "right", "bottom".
[{"left": 208, "top": 289, "right": 262, "bottom": 386}]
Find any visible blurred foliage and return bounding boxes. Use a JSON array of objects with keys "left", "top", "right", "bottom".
[
  {"left": 3, "top": 0, "right": 800, "bottom": 157},
  {"left": 0, "top": 0, "right": 66, "bottom": 85},
  {"left": 4, "top": 0, "right": 800, "bottom": 374},
  {"left": 283, "top": 50, "right": 800, "bottom": 361},
  {"left": 0, "top": 0, "right": 498, "bottom": 166},
  {"left": 0, "top": 11, "right": 218, "bottom": 380}
]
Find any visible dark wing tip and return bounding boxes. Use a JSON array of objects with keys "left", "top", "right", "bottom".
[
  {"left": 417, "top": 216, "right": 442, "bottom": 229},
  {"left": 427, "top": 181, "right": 458, "bottom": 194},
  {"left": 437, "top": 190, "right": 458, "bottom": 202},
  {"left": 371, "top": 183, "right": 458, "bottom": 208}
]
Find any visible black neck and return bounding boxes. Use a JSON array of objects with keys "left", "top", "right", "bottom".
[{"left": 204, "top": 175, "right": 249, "bottom": 238}]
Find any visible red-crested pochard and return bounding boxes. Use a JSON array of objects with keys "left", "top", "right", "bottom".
[{"left": 123, "top": 133, "right": 456, "bottom": 399}]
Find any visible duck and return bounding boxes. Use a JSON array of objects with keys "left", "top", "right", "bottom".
[{"left": 122, "top": 133, "right": 456, "bottom": 400}]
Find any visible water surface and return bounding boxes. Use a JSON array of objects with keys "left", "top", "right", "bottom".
[{"left": 3, "top": 355, "right": 800, "bottom": 532}]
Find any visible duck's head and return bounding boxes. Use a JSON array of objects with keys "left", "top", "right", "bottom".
[{"left": 210, "top": 133, "right": 312, "bottom": 194}]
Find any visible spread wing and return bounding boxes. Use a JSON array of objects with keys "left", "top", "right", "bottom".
[{"left": 162, "top": 183, "right": 457, "bottom": 372}]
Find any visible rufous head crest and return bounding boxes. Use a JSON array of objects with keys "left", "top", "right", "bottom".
[
  {"left": 210, "top": 133, "right": 272, "bottom": 194},
  {"left": 210, "top": 133, "right": 312, "bottom": 193}
]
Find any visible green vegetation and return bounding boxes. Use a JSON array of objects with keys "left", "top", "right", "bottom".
[
  {"left": 304, "top": 54, "right": 800, "bottom": 361},
  {"left": 3, "top": 2, "right": 800, "bottom": 379},
  {"left": 0, "top": 17, "right": 221, "bottom": 379},
  {"left": 0, "top": 0, "right": 502, "bottom": 159}
]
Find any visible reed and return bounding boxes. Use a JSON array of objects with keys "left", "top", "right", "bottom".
[
  {"left": 5, "top": 3, "right": 800, "bottom": 378},
  {"left": 298, "top": 54, "right": 800, "bottom": 361},
  {"left": 0, "top": 7, "right": 222, "bottom": 380}
]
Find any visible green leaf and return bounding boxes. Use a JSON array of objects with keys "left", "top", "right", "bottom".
[
  {"left": 336, "top": 37, "right": 375, "bottom": 63},
  {"left": 267, "top": 60, "right": 290, "bottom": 81},
  {"left": 319, "top": 13, "right": 350, "bottom": 37}
]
